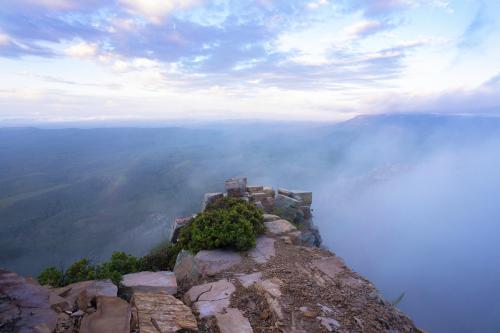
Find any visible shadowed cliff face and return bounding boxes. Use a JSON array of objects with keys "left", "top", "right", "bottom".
[{"left": 1, "top": 114, "right": 500, "bottom": 332}]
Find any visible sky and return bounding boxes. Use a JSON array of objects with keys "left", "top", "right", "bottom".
[{"left": 1, "top": 0, "right": 500, "bottom": 123}]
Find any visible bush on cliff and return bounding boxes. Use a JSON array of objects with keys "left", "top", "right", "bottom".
[
  {"left": 139, "top": 241, "right": 181, "bottom": 271},
  {"left": 179, "top": 197, "right": 264, "bottom": 252}
]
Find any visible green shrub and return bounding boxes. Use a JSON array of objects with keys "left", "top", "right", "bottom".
[
  {"left": 96, "top": 252, "right": 140, "bottom": 285},
  {"left": 140, "top": 241, "right": 181, "bottom": 271},
  {"left": 37, "top": 266, "right": 64, "bottom": 287},
  {"left": 64, "top": 258, "right": 96, "bottom": 284},
  {"left": 181, "top": 197, "right": 264, "bottom": 252}
]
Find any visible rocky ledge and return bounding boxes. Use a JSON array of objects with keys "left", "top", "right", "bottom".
[{"left": 0, "top": 178, "right": 423, "bottom": 333}]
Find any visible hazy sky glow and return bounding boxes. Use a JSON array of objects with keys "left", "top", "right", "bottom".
[{"left": 1, "top": 0, "right": 500, "bottom": 122}]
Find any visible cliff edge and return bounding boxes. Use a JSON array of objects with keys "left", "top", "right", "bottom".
[{"left": 0, "top": 178, "right": 422, "bottom": 333}]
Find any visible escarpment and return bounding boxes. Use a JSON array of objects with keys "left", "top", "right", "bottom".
[{"left": 0, "top": 178, "right": 423, "bottom": 333}]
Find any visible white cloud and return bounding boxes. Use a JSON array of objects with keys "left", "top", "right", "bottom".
[
  {"left": 307, "top": 0, "right": 329, "bottom": 10},
  {"left": 345, "top": 20, "right": 385, "bottom": 38},
  {"left": 21, "top": 0, "right": 78, "bottom": 10},
  {"left": 0, "top": 33, "right": 11, "bottom": 46},
  {"left": 65, "top": 42, "right": 98, "bottom": 59},
  {"left": 119, "top": 0, "right": 203, "bottom": 24}
]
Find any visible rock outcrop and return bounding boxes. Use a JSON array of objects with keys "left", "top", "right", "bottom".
[{"left": 1, "top": 177, "right": 423, "bottom": 333}]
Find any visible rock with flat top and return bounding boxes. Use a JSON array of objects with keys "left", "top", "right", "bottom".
[
  {"left": 290, "top": 191, "right": 313, "bottom": 205},
  {"left": 274, "top": 194, "right": 302, "bottom": 221},
  {"left": 0, "top": 269, "right": 58, "bottom": 333},
  {"left": 194, "top": 249, "right": 242, "bottom": 276},
  {"left": 249, "top": 236, "right": 276, "bottom": 264},
  {"left": 247, "top": 185, "right": 264, "bottom": 193},
  {"left": 79, "top": 296, "right": 131, "bottom": 333},
  {"left": 225, "top": 177, "right": 247, "bottom": 197},
  {"left": 131, "top": 291, "right": 198, "bottom": 333},
  {"left": 265, "top": 219, "right": 297, "bottom": 235},
  {"left": 53, "top": 279, "right": 117, "bottom": 310},
  {"left": 216, "top": 308, "right": 253, "bottom": 333},
  {"left": 121, "top": 271, "right": 177, "bottom": 299},
  {"left": 185, "top": 279, "right": 235, "bottom": 318}
]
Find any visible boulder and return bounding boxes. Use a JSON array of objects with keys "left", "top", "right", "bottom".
[
  {"left": 236, "top": 272, "right": 262, "bottom": 288},
  {"left": 290, "top": 191, "right": 313, "bottom": 205},
  {"left": 299, "top": 227, "right": 322, "bottom": 247},
  {"left": 131, "top": 291, "right": 197, "bottom": 333},
  {"left": 185, "top": 279, "right": 236, "bottom": 318},
  {"left": 249, "top": 236, "right": 276, "bottom": 264},
  {"left": 274, "top": 194, "right": 302, "bottom": 221},
  {"left": 277, "top": 188, "right": 294, "bottom": 197},
  {"left": 194, "top": 249, "right": 242, "bottom": 276},
  {"left": 265, "top": 219, "right": 297, "bottom": 235},
  {"left": 249, "top": 192, "right": 270, "bottom": 202},
  {"left": 225, "top": 177, "right": 247, "bottom": 197},
  {"left": 174, "top": 250, "right": 200, "bottom": 282},
  {"left": 79, "top": 296, "right": 131, "bottom": 333},
  {"left": 216, "top": 308, "right": 253, "bottom": 333},
  {"left": 260, "top": 196, "right": 275, "bottom": 213},
  {"left": 121, "top": 271, "right": 177, "bottom": 299},
  {"left": 263, "top": 214, "right": 281, "bottom": 222},
  {"left": 256, "top": 278, "right": 284, "bottom": 320},
  {"left": 262, "top": 186, "right": 275, "bottom": 197},
  {"left": 201, "top": 192, "right": 224, "bottom": 211},
  {"left": 0, "top": 269, "right": 58, "bottom": 333}
]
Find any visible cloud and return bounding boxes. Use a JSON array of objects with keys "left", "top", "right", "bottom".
[
  {"left": 0, "top": 33, "right": 11, "bottom": 46},
  {"left": 344, "top": 20, "right": 390, "bottom": 38},
  {"left": 457, "top": 2, "right": 493, "bottom": 49},
  {"left": 119, "top": 0, "right": 203, "bottom": 24},
  {"left": 65, "top": 41, "right": 98, "bottom": 58}
]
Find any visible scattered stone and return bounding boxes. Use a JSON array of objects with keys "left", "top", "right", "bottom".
[
  {"left": 185, "top": 279, "right": 236, "bottom": 318},
  {"left": 317, "top": 316, "right": 341, "bottom": 332},
  {"left": 249, "top": 236, "right": 276, "bottom": 264},
  {"left": 257, "top": 278, "right": 283, "bottom": 298},
  {"left": 131, "top": 291, "right": 198, "bottom": 333},
  {"left": 194, "top": 249, "right": 242, "bottom": 276},
  {"left": 79, "top": 296, "right": 131, "bottom": 333},
  {"left": 121, "top": 271, "right": 177, "bottom": 299},
  {"left": 201, "top": 192, "right": 224, "bottom": 211},
  {"left": 225, "top": 177, "right": 247, "bottom": 197},
  {"left": 265, "top": 219, "right": 297, "bottom": 235},
  {"left": 174, "top": 250, "right": 200, "bottom": 282},
  {"left": 236, "top": 272, "right": 262, "bottom": 288},
  {"left": 0, "top": 269, "right": 58, "bottom": 333},
  {"left": 215, "top": 308, "right": 253, "bottom": 333}
]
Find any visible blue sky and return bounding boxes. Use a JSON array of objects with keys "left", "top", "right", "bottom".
[{"left": 0, "top": 0, "right": 499, "bottom": 123}]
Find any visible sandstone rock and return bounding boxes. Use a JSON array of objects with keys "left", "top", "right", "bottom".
[
  {"left": 185, "top": 279, "right": 236, "bottom": 318},
  {"left": 174, "top": 250, "right": 200, "bottom": 282},
  {"left": 53, "top": 280, "right": 94, "bottom": 307},
  {"left": 249, "top": 236, "right": 276, "bottom": 264},
  {"left": 277, "top": 188, "right": 294, "bottom": 197},
  {"left": 121, "top": 271, "right": 177, "bottom": 299},
  {"left": 312, "top": 256, "right": 347, "bottom": 279},
  {"left": 257, "top": 278, "right": 283, "bottom": 298},
  {"left": 250, "top": 192, "right": 270, "bottom": 202},
  {"left": 298, "top": 227, "right": 322, "bottom": 247},
  {"left": 131, "top": 291, "right": 198, "bottom": 333},
  {"left": 79, "top": 296, "right": 131, "bottom": 333},
  {"left": 247, "top": 185, "right": 264, "bottom": 193},
  {"left": 265, "top": 219, "right": 297, "bottom": 235},
  {"left": 274, "top": 194, "right": 302, "bottom": 221},
  {"left": 290, "top": 191, "right": 312, "bottom": 205},
  {"left": 260, "top": 196, "right": 275, "bottom": 213},
  {"left": 262, "top": 186, "right": 275, "bottom": 197},
  {"left": 0, "top": 269, "right": 58, "bottom": 333},
  {"left": 201, "top": 192, "right": 224, "bottom": 211},
  {"left": 194, "top": 249, "right": 242, "bottom": 276},
  {"left": 236, "top": 272, "right": 262, "bottom": 288},
  {"left": 216, "top": 308, "right": 253, "bottom": 333},
  {"left": 225, "top": 177, "right": 247, "bottom": 197},
  {"left": 263, "top": 214, "right": 281, "bottom": 222}
]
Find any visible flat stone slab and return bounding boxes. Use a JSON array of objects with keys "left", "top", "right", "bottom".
[
  {"left": 216, "top": 308, "right": 253, "bottom": 333},
  {"left": 236, "top": 272, "right": 262, "bottom": 288},
  {"left": 311, "top": 257, "right": 347, "bottom": 279},
  {"left": 194, "top": 249, "right": 242, "bottom": 276},
  {"left": 185, "top": 279, "right": 236, "bottom": 318},
  {"left": 0, "top": 269, "right": 58, "bottom": 333},
  {"left": 132, "top": 291, "right": 197, "bottom": 333},
  {"left": 257, "top": 278, "right": 283, "bottom": 298},
  {"left": 265, "top": 219, "right": 297, "bottom": 235},
  {"left": 121, "top": 271, "right": 177, "bottom": 296},
  {"left": 174, "top": 250, "right": 200, "bottom": 282},
  {"left": 79, "top": 296, "right": 131, "bottom": 333},
  {"left": 249, "top": 236, "right": 276, "bottom": 264}
]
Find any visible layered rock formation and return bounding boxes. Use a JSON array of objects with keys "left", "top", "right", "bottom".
[{"left": 0, "top": 177, "right": 423, "bottom": 333}]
